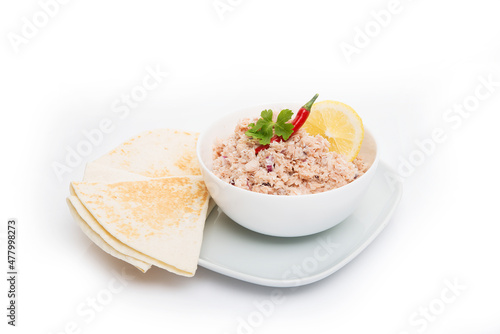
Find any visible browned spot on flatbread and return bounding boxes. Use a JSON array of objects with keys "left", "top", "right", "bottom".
[
  {"left": 108, "top": 135, "right": 142, "bottom": 156},
  {"left": 109, "top": 178, "right": 207, "bottom": 231},
  {"left": 145, "top": 168, "right": 173, "bottom": 178},
  {"left": 116, "top": 223, "right": 140, "bottom": 239},
  {"left": 174, "top": 151, "right": 201, "bottom": 176}
]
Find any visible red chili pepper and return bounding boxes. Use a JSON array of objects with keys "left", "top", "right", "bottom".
[{"left": 255, "top": 94, "right": 319, "bottom": 154}]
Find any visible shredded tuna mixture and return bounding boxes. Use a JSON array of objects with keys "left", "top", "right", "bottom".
[{"left": 212, "top": 117, "right": 368, "bottom": 195}]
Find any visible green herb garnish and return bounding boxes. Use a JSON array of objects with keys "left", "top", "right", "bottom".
[{"left": 245, "top": 109, "right": 294, "bottom": 145}]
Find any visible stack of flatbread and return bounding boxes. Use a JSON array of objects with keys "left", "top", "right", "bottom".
[{"left": 66, "top": 129, "right": 212, "bottom": 277}]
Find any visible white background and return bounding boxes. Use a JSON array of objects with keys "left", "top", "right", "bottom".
[{"left": 1, "top": 0, "right": 500, "bottom": 333}]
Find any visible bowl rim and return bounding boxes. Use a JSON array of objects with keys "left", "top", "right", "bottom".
[{"left": 196, "top": 102, "right": 380, "bottom": 199}]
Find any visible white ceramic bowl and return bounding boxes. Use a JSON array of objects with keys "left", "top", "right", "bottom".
[{"left": 197, "top": 103, "right": 379, "bottom": 237}]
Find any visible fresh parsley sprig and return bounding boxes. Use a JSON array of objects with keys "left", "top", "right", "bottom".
[{"left": 245, "top": 109, "right": 294, "bottom": 145}]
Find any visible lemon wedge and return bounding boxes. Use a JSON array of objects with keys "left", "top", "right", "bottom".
[{"left": 303, "top": 100, "right": 364, "bottom": 161}]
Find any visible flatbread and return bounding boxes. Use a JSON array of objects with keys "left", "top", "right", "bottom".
[
  {"left": 92, "top": 129, "right": 201, "bottom": 178},
  {"left": 67, "top": 197, "right": 152, "bottom": 272},
  {"left": 71, "top": 176, "right": 209, "bottom": 277},
  {"left": 70, "top": 162, "right": 154, "bottom": 271},
  {"left": 68, "top": 129, "right": 212, "bottom": 276},
  {"left": 83, "top": 162, "right": 151, "bottom": 183}
]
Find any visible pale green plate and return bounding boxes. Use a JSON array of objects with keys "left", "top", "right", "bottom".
[{"left": 198, "top": 162, "right": 403, "bottom": 287}]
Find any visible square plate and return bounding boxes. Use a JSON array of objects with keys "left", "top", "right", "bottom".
[{"left": 198, "top": 162, "right": 403, "bottom": 287}]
